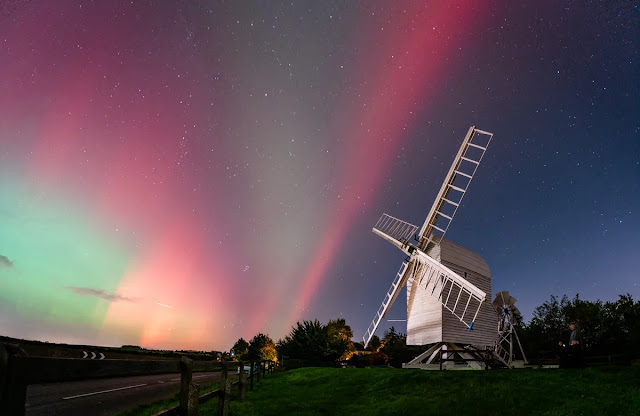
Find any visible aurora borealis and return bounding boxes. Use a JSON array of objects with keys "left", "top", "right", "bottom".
[{"left": 1, "top": 1, "right": 638, "bottom": 351}]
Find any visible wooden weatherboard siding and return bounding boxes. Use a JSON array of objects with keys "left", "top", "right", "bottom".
[
  {"left": 406, "top": 238, "right": 496, "bottom": 347},
  {"left": 406, "top": 264, "right": 443, "bottom": 345}
]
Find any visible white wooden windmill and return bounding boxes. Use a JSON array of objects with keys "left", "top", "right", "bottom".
[{"left": 364, "top": 126, "right": 497, "bottom": 369}]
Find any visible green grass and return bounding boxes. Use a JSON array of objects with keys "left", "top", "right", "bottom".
[{"left": 229, "top": 367, "right": 640, "bottom": 416}]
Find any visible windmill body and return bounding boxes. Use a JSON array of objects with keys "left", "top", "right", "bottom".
[
  {"left": 364, "top": 126, "right": 497, "bottom": 366},
  {"left": 406, "top": 238, "right": 495, "bottom": 347}
]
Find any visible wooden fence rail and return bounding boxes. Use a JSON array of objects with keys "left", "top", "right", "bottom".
[{"left": 0, "top": 344, "right": 282, "bottom": 416}]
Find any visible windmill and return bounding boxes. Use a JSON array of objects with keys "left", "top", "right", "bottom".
[
  {"left": 363, "top": 126, "right": 496, "bottom": 369},
  {"left": 492, "top": 291, "right": 527, "bottom": 368}
]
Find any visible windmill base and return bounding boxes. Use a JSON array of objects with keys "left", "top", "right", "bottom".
[{"left": 403, "top": 342, "right": 493, "bottom": 370}]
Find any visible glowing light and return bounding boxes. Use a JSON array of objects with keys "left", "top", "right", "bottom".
[{"left": 286, "top": 1, "right": 488, "bottom": 329}]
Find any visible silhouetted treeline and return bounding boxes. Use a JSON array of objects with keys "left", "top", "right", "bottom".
[
  {"left": 230, "top": 294, "right": 639, "bottom": 367},
  {"left": 517, "top": 293, "right": 640, "bottom": 359}
]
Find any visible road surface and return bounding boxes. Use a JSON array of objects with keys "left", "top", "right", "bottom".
[{"left": 26, "top": 371, "right": 225, "bottom": 415}]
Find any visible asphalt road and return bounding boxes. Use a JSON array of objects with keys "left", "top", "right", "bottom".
[{"left": 26, "top": 371, "right": 226, "bottom": 416}]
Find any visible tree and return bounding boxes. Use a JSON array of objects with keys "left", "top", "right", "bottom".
[
  {"left": 381, "top": 327, "right": 400, "bottom": 345},
  {"left": 600, "top": 294, "right": 640, "bottom": 353},
  {"left": 562, "top": 294, "right": 604, "bottom": 350},
  {"left": 247, "top": 333, "right": 277, "bottom": 361},
  {"left": 327, "top": 318, "right": 355, "bottom": 361},
  {"left": 378, "top": 327, "right": 422, "bottom": 367},
  {"left": 366, "top": 335, "right": 381, "bottom": 352},
  {"left": 521, "top": 294, "right": 570, "bottom": 356},
  {"left": 278, "top": 320, "right": 329, "bottom": 361},
  {"left": 277, "top": 319, "right": 357, "bottom": 363},
  {"left": 231, "top": 338, "right": 249, "bottom": 360}
]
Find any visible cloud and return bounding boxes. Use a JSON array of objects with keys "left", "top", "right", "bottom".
[
  {"left": 64, "top": 286, "right": 133, "bottom": 302},
  {"left": 0, "top": 255, "right": 13, "bottom": 268}
]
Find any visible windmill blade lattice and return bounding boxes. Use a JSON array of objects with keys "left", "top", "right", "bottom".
[
  {"left": 363, "top": 261, "right": 412, "bottom": 348},
  {"left": 417, "top": 127, "right": 493, "bottom": 252},
  {"left": 411, "top": 249, "right": 486, "bottom": 329}
]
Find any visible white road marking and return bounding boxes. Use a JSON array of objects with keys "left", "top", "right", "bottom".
[{"left": 62, "top": 384, "right": 148, "bottom": 400}]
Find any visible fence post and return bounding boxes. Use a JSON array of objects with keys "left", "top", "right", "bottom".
[
  {"left": 249, "top": 360, "right": 254, "bottom": 391},
  {"left": 0, "top": 344, "right": 27, "bottom": 416},
  {"left": 256, "top": 360, "right": 261, "bottom": 382},
  {"left": 188, "top": 383, "right": 200, "bottom": 416},
  {"left": 0, "top": 344, "right": 10, "bottom": 414},
  {"left": 217, "top": 360, "right": 230, "bottom": 416},
  {"left": 180, "top": 356, "right": 194, "bottom": 416},
  {"left": 238, "top": 360, "right": 247, "bottom": 401},
  {"left": 262, "top": 360, "right": 266, "bottom": 378}
]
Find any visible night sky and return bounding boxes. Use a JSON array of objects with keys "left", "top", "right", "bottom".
[{"left": 0, "top": 1, "right": 638, "bottom": 352}]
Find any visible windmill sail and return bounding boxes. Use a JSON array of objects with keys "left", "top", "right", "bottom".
[
  {"left": 410, "top": 249, "right": 486, "bottom": 329},
  {"left": 363, "top": 216, "right": 418, "bottom": 347},
  {"left": 364, "top": 126, "right": 493, "bottom": 346},
  {"left": 418, "top": 127, "right": 493, "bottom": 252},
  {"left": 363, "top": 261, "right": 412, "bottom": 348},
  {"left": 372, "top": 214, "right": 418, "bottom": 252}
]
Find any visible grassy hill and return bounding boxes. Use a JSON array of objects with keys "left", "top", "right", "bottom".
[{"left": 224, "top": 366, "right": 640, "bottom": 416}]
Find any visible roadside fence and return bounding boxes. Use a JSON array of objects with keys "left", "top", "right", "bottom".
[{"left": 0, "top": 343, "right": 282, "bottom": 416}]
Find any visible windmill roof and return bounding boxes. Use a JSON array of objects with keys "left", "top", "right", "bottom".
[{"left": 440, "top": 238, "right": 491, "bottom": 278}]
